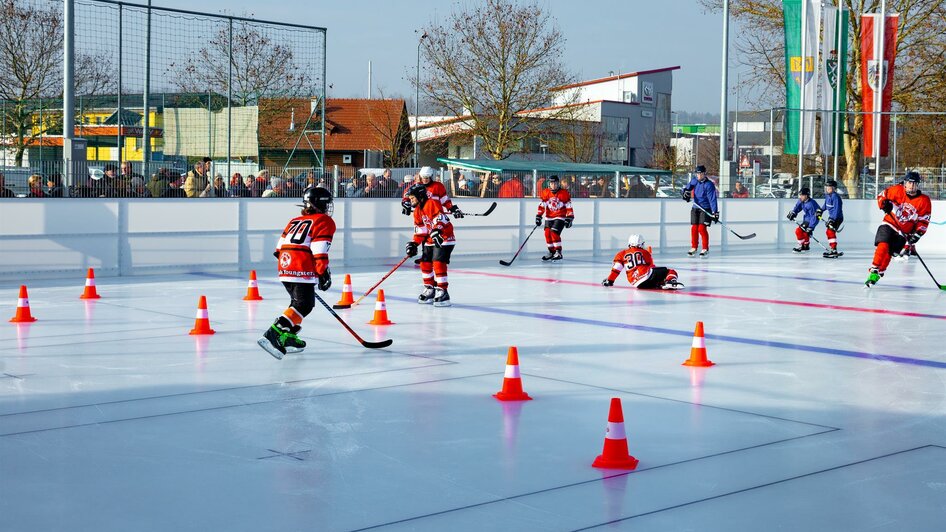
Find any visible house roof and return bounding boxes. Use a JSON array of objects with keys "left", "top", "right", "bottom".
[
  {"left": 436, "top": 158, "right": 672, "bottom": 175},
  {"left": 258, "top": 98, "right": 407, "bottom": 152},
  {"left": 549, "top": 66, "right": 681, "bottom": 92}
]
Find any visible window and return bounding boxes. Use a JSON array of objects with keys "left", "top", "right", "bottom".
[{"left": 622, "top": 91, "right": 637, "bottom": 103}]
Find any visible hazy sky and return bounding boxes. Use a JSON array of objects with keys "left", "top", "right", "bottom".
[{"left": 154, "top": 0, "right": 743, "bottom": 114}]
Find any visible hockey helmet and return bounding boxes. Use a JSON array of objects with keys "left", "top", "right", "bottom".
[
  {"left": 407, "top": 183, "right": 428, "bottom": 204},
  {"left": 301, "top": 186, "right": 333, "bottom": 216},
  {"left": 904, "top": 171, "right": 921, "bottom": 183},
  {"left": 825, "top": 179, "right": 838, "bottom": 188},
  {"left": 627, "top": 234, "right": 645, "bottom": 248},
  {"left": 547, "top": 175, "right": 560, "bottom": 183},
  {"left": 799, "top": 187, "right": 811, "bottom": 196},
  {"left": 695, "top": 165, "right": 707, "bottom": 173},
  {"left": 419, "top": 166, "right": 435, "bottom": 180}
]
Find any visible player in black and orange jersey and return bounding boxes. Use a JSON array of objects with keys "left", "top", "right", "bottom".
[
  {"left": 536, "top": 175, "right": 574, "bottom": 261},
  {"left": 866, "top": 172, "right": 932, "bottom": 287},
  {"left": 405, "top": 183, "right": 456, "bottom": 307},
  {"left": 258, "top": 186, "right": 336, "bottom": 359},
  {"left": 601, "top": 234, "right": 683, "bottom": 290}
]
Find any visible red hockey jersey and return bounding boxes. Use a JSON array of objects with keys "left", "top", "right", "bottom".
[
  {"left": 607, "top": 246, "right": 656, "bottom": 287},
  {"left": 403, "top": 180, "right": 454, "bottom": 212},
  {"left": 537, "top": 188, "right": 574, "bottom": 220},
  {"left": 275, "top": 213, "right": 336, "bottom": 283},
  {"left": 878, "top": 184, "right": 932, "bottom": 236},
  {"left": 412, "top": 198, "right": 456, "bottom": 246}
]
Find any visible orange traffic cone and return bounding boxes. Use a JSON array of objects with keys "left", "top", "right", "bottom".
[
  {"left": 242, "top": 270, "right": 263, "bottom": 301},
  {"left": 682, "top": 321, "right": 714, "bottom": 367},
  {"left": 334, "top": 274, "right": 355, "bottom": 308},
  {"left": 9, "top": 285, "right": 37, "bottom": 323},
  {"left": 188, "top": 295, "right": 216, "bottom": 335},
  {"left": 592, "top": 397, "right": 639, "bottom": 470},
  {"left": 79, "top": 268, "right": 101, "bottom": 299},
  {"left": 366, "top": 289, "right": 394, "bottom": 325},
  {"left": 647, "top": 245, "right": 653, "bottom": 254},
  {"left": 493, "top": 346, "right": 532, "bottom": 401}
]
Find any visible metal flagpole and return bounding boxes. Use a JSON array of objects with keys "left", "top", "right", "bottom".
[
  {"left": 832, "top": 4, "right": 843, "bottom": 183},
  {"left": 797, "top": 0, "right": 808, "bottom": 182},
  {"left": 719, "top": 0, "right": 730, "bottom": 190},
  {"left": 873, "top": 1, "right": 887, "bottom": 197}
]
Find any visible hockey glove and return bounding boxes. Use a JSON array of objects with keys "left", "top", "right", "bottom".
[
  {"left": 786, "top": 211, "right": 797, "bottom": 221},
  {"left": 449, "top": 205, "right": 464, "bottom": 219},
  {"left": 405, "top": 241, "right": 419, "bottom": 257},
  {"left": 881, "top": 199, "right": 894, "bottom": 214},
  {"left": 317, "top": 267, "right": 332, "bottom": 291},
  {"left": 826, "top": 219, "right": 839, "bottom": 231},
  {"left": 535, "top": 214, "right": 543, "bottom": 226},
  {"left": 815, "top": 208, "right": 823, "bottom": 219},
  {"left": 800, "top": 222, "right": 813, "bottom": 234},
  {"left": 711, "top": 212, "right": 720, "bottom": 224},
  {"left": 273, "top": 250, "right": 279, "bottom": 258},
  {"left": 401, "top": 198, "right": 413, "bottom": 216},
  {"left": 429, "top": 229, "right": 444, "bottom": 248},
  {"left": 601, "top": 279, "right": 614, "bottom": 287},
  {"left": 907, "top": 233, "right": 922, "bottom": 245},
  {"left": 682, "top": 190, "right": 691, "bottom": 202},
  {"left": 564, "top": 217, "right": 574, "bottom": 228}
]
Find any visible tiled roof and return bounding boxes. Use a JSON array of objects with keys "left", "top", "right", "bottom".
[{"left": 258, "top": 98, "right": 407, "bottom": 151}]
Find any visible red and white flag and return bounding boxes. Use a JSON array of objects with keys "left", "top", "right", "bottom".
[{"left": 860, "top": 13, "right": 899, "bottom": 158}]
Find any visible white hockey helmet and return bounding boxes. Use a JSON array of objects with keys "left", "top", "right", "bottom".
[
  {"left": 627, "top": 234, "right": 645, "bottom": 248},
  {"left": 419, "top": 166, "right": 435, "bottom": 178}
]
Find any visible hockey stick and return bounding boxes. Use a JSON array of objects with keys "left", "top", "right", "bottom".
[
  {"left": 500, "top": 224, "right": 541, "bottom": 266},
  {"left": 694, "top": 204, "right": 756, "bottom": 240},
  {"left": 459, "top": 201, "right": 497, "bottom": 217},
  {"left": 314, "top": 292, "right": 393, "bottom": 348},
  {"left": 912, "top": 250, "right": 946, "bottom": 291},
  {"left": 793, "top": 221, "right": 832, "bottom": 253},
  {"left": 338, "top": 255, "right": 411, "bottom": 309}
]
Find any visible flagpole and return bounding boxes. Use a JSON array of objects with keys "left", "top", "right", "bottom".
[
  {"left": 797, "top": 0, "right": 808, "bottom": 182},
  {"left": 874, "top": 0, "right": 887, "bottom": 197},
  {"left": 832, "top": 6, "right": 844, "bottom": 183},
  {"left": 719, "top": 0, "right": 730, "bottom": 192}
]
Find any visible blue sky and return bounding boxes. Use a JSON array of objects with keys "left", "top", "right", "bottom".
[{"left": 154, "top": 0, "right": 738, "bottom": 113}]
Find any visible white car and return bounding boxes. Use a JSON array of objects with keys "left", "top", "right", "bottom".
[{"left": 655, "top": 186, "right": 676, "bottom": 198}]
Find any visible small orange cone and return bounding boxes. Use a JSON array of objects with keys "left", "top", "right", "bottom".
[
  {"left": 9, "top": 285, "right": 38, "bottom": 323},
  {"left": 682, "top": 321, "right": 714, "bottom": 367},
  {"left": 79, "top": 268, "right": 101, "bottom": 299},
  {"left": 647, "top": 245, "right": 653, "bottom": 254},
  {"left": 493, "top": 346, "right": 532, "bottom": 401},
  {"left": 366, "top": 289, "right": 394, "bottom": 325},
  {"left": 592, "top": 397, "right": 639, "bottom": 470},
  {"left": 242, "top": 270, "right": 263, "bottom": 301},
  {"left": 334, "top": 274, "right": 355, "bottom": 308},
  {"left": 188, "top": 295, "right": 216, "bottom": 335}
]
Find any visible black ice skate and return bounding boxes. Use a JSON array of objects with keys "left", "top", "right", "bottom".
[
  {"left": 699, "top": 249, "right": 708, "bottom": 258},
  {"left": 661, "top": 279, "right": 685, "bottom": 290},
  {"left": 433, "top": 287, "right": 451, "bottom": 307},
  {"left": 257, "top": 325, "right": 288, "bottom": 360},
  {"left": 550, "top": 250, "right": 563, "bottom": 261},
  {"left": 541, "top": 250, "right": 556, "bottom": 261},
  {"left": 418, "top": 285, "right": 436, "bottom": 304},
  {"left": 822, "top": 249, "right": 842, "bottom": 259},
  {"left": 284, "top": 324, "right": 306, "bottom": 354},
  {"left": 687, "top": 248, "right": 697, "bottom": 257},
  {"left": 792, "top": 244, "right": 811, "bottom": 253}
]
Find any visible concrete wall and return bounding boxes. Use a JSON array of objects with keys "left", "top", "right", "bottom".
[{"left": 1, "top": 198, "right": 943, "bottom": 279}]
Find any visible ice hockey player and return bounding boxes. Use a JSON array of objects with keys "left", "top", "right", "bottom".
[
  {"left": 535, "top": 175, "right": 574, "bottom": 261},
  {"left": 819, "top": 180, "right": 844, "bottom": 258},
  {"left": 405, "top": 183, "right": 455, "bottom": 306},
  {"left": 786, "top": 187, "right": 819, "bottom": 253},
  {"left": 681, "top": 165, "right": 719, "bottom": 257},
  {"left": 866, "top": 171, "right": 932, "bottom": 288},
  {"left": 601, "top": 234, "right": 684, "bottom": 290},
  {"left": 258, "top": 186, "right": 335, "bottom": 359},
  {"left": 401, "top": 166, "right": 463, "bottom": 219}
]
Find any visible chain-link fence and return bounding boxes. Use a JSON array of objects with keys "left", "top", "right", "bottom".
[{"left": 0, "top": 0, "right": 325, "bottom": 197}]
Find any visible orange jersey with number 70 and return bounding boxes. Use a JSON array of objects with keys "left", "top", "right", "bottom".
[{"left": 275, "top": 213, "right": 336, "bottom": 283}]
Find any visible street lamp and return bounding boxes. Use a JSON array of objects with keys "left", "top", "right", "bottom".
[
  {"left": 414, "top": 31, "right": 428, "bottom": 167},
  {"left": 540, "top": 143, "right": 548, "bottom": 160}
]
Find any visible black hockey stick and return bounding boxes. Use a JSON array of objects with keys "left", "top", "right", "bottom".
[
  {"left": 912, "top": 250, "right": 946, "bottom": 291},
  {"left": 500, "top": 224, "right": 540, "bottom": 266},
  {"left": 334, "top": 255, "right": 410, "bottom": 309},
  {"left": 459, "top": 201, "right": 497, "bottom": 217},
  {"left": 793, "top": 221, "right": 832, "bottom": 252},
  {"left": 314, "top": 292, "right": 393, "bottom": 348},
  {"left": 694, "top": 204, "right": 756, "bottom": 240}
]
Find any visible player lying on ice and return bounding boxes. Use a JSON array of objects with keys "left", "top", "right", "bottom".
[{"left": 601, "top": 234, "right": 684, "bottom": 290}]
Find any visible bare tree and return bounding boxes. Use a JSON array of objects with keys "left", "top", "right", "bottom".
[
  {"left": 700, "top": 0, "right": 946, "bottom": 195},
  {"left": 546, "top": 118, "right": 603, "bottom": 163},
  {"left": 417, "top": 0, "right": 577, "bottom": 160},
  {"left": 364, "top": 89, "right": 413, "bottom": 167}
]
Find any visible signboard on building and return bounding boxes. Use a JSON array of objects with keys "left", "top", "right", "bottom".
[{"left": 640, "top": 81, "right": 655, "bottom": 104}]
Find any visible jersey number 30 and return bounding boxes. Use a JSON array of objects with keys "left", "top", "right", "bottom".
[{"left": 623, "top": 251, "right": 646, "bottom": 268}]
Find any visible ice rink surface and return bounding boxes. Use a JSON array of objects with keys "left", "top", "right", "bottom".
[{"left": 2, "top": 250, "right": 945, "bottom": 531}]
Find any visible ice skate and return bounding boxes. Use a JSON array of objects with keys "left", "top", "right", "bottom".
[
  {"left": 699, "top": 249, "right": 708, "bottom": 258},
  {"left": 823, "top": 249, "right": 842, "bottom": 259},
  {"left": 661, "top": 279, "right": 685, "bottom": 290},
  {"left": 792, "top": 244, "right": 810, "bottom": 253},
  {"left": 257, "top": 325, "right": 288, "bottom": 360},
  {"left": 687, "top": 248, "right": 697, "bottom": 257},
  {"left": 865, "top": 269, "right": 881, "bottom": 288},
  {"left": 417, "top": 285, "right": 435, "bottom": 304},
  {"left": 433, "top": 287, "right": 451, "bottom": 307},
  {"left": 283, "top": 325, "right": 306, "bottom": 354},
  {"left": 550, "top": 250, "right": 563, "bottom": 261},
  {"left": 893, "top": 252, "right": 909, "bottom": 263},
  {"left": 541, "top": 250, "right": 555, "bottom": 261}
]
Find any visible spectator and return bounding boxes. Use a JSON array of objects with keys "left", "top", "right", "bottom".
[
  {"left": 254, "top": 174, "right": 269, "bottom": 196},
  {"left": 283, "top": 175, "right": 304, "bottom": 197},
  {"left": 398, "top": 174, "right": 417, "bottom": 197},
  {"left": 363, "top": 173, "right": 389, "bottom": 198},
  {"left": 455, "top": 176, "right": 475, "bottom": 196},
  {"left": 207, "top": 175, "right": 227, "bottom": 198},
  {"left": 732, "top": 181, "right": 750, "bottom": 198},
  {"left": 45, "top": 174, "right": 64, "bottom": 197},
  {"left": 103, "top": 164, "right": 129, "bottom": 197},
  {"left": 119, "top": 161, "right": 143, "bottom": 186},
  {"left": 262, "top": 177, "right": 285, "bottom": 197},
  {"left": 482, "top": 173, "right": 502, "bottom": 197},
  {"left": 0, "top": 172, "right": 14, "bottom": 197},
  {"left": 164, "top": 174, "right": 188, "bottom": 198},
  {"left": 347, "top": 175, "right": 366, "bottom": 198},
  {"left": 623, "top": 175, "right": 651, "bottom": 198},
  {"left": 184, "top": 157, "right": 211, "bottom": 198},
  {"left": 228, "top": 173, "right": 248, "bottom": 197},
  {"left": 26, "top": 174, "right": 46, "bottom": 198},
  {"left": 378, "top": 168, "right": 398, "bottom": 196},
  {"left": 130, "top": 177, "right": 151, "bottom": 198},
  {"left": 591, "top": 176, "right": 614, "bottom": 198},
  {"left": 146, "top": 169, "right": 174, "bottom": 198},
  {"left": 498, "top": 174, "right": 525, "bottom": 198}
]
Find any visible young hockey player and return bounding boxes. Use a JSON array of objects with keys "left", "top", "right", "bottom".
[
  {"left": 819, "top": 179, "right": 844, "bottom": 258},
  {"left": 866, "top": 171, "right": 932, "bottom": 288},
  {"left": 401, "top": 166, "right": 463, "bottom": 219},
  {"left": 405, "top": 183, "right": 456, "bottom": 306},
  {"left": 681, "top": 165, "right": 719, "bottom": 257},
  {"left": 601, "top": 234, "right": 684, "bottom": 289},
  {"left": 258, "top": 186, "right": 335, "bottom": 359},
  {"left": 535, "top": 175, "right": 574, "bottom": 261},
  {"left": 786, "top": 187, "right": 819, "bottom": 253}
]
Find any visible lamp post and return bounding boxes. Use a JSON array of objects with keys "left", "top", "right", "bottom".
[
  {"left": 414, "top": 31, "right": 428, "bottom": 167},
  {"left": 540, "top": 143, "right": 548, "bottom": 160}
]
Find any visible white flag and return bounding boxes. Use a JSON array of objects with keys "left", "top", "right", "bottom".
[{"left": 799, "top": 0, "right": 821, "bottom": 155}]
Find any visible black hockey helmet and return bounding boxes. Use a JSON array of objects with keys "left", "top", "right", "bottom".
[
  {"left": 407, "top": 183, "right": 428, "bottom": 204},
  {"left": 301, "top": 186, "right": 333, "bottom": 216},
  {"left": 825, "top": 179, "right": 838, "bottom": 188},
  {"left": 695, "top": 165, "right": 707, "bottom": 173},
  {"left": 547, "top": 175, "right": 560, "bottom": 183},
  {"left": 799, "top": 187, "right": 811, "bottom": 196},
  {"left": 904, "top": 171, "right": 921, "bottom": 183}
]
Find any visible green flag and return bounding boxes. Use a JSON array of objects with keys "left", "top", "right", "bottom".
[
  {"left": 783, "top": 0, "right": 820, "bottom": 155},
  {"left": 821, "top": 7, "right": 849, "bottom": 156}
]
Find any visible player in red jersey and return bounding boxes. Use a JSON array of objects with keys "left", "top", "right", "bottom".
[
  {"left": 601, "top": 234, "right": 684, "bottom": 289},
  {"left": 866, "top": 171, "right": 932, "bottom": 287},
  {"left": 535, "top": 175, "right": 574, "bottom": 261},
  {"left": 401, "top": 166, "right": 463, "bottom": 219},
  {"left": 258, "top": 186, "right": 336, "bottom": 359},
  {"left": 405, "top": 183, "right": 456, "bottom": 306}
]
